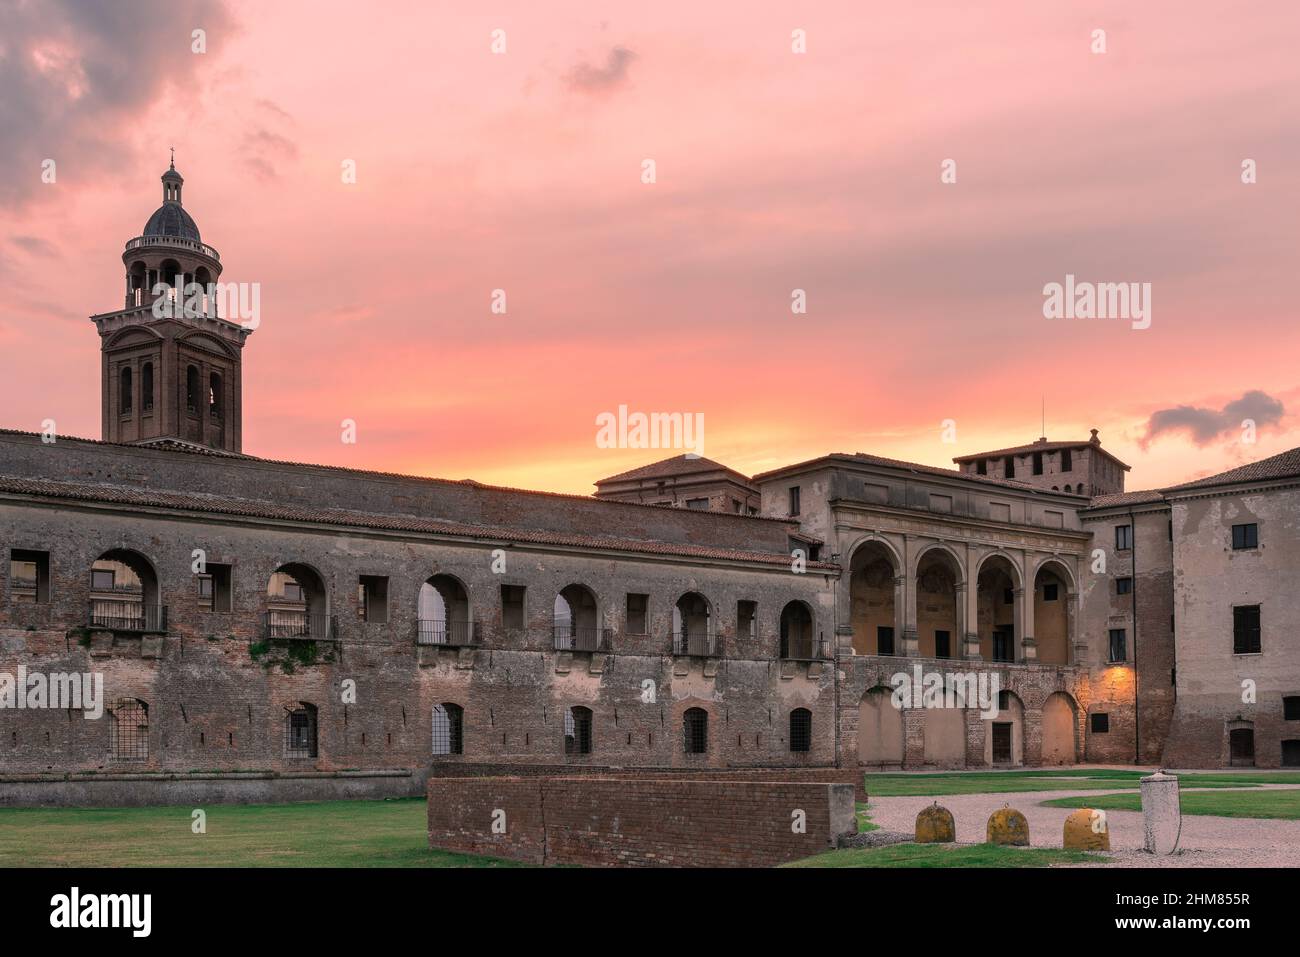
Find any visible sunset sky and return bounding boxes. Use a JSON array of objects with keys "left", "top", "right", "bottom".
[{"left": 2, "top": 0, "right": 1298, "bottom": 494}]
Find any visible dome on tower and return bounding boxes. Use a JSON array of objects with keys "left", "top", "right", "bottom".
[{"left": 142, "top": 157, "right": 201, "bottom": 241}]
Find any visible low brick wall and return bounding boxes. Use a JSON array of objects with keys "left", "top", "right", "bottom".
[
  {"left": 428, "top": 774, "right": 856, "bottom": 867},
  {"left": 427, "top": 762, "right": 868, "bottom": 804}
]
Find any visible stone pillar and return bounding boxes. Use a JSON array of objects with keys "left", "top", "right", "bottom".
[
  {"left": 1140, "top": 771, "right": 1181, "bottom": 854},
  {"left": 1067, "top": 591, "right": 1085, "bottom": 664},
  {"left": 964, "top": 706, "right": 986, "bottom": 768},
  {"left": 963, "top": 547, "right": 982, "bottom": 659},
  {"left": 1016, "top": 587, "right": 1035, "bottom": 662},
  {"left": 1023, "top": 707, "right": 1043, "bottom": 765},
  {"left": 903, "top": 707, "right": 926, "bottom": 767},
  {"left": 891, "top": 574, "right": 909, "bottom": 656}
]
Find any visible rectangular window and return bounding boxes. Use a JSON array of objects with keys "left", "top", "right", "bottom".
[
  {"left": 788, "top": 486, "right": 801, "bottom": 517},
  {"left": 1032, "top": 452, "right": 1044, "bottom": 475},
  {"left": 737, "top": 600, "right": 757, "bottom": 641},
  {"left": 993, "top": 627, "right": 1014, "bottom": 662},
  {"left": 685, "top": 498, "right": 708, "bottom": 510},
  {"left": 1233, "top": 605, "right": 1261, "bottom": 654},
  {"left": 282, "top": 582, "right": 303, "bottom": 602},
  {"left": 934, "top": 630, "right": 951, "bottom": 659},
  {"left": 1043, "top": 583, "right": 1058, "bottom": 601},
  {"left": 1004, "top": 456, "right": 1016, "bottom": 478},
  {"left": 731, "top": 499, "right": 742, "bottom": 513},
  {"left": 1090, "top": 713, "right": 1110, "bottom": 734},
  {"left": 1108, "top": 629, "right": 1127, "bottom": 662},
  {"left": 198, "top": 563, "right": 232, "bottom": 613},
  {"left": 976, "top": 459, "right": 987, "bottom": 475},
  {"left": 1284, "top": 696, "right": 1300, "bottom": 721},
  {"left": 1061, "top": 448, "right": 1072, "bottom": 471},
  {"left": 1115, "top": 525, "right": 1133, "bottom": 551},
  {"left": 359, "top": 575, "right": 389, "bottom": 623},
  {"left": 91, "top": 568, "right": 116, "bottom": 591},
  {"left": 1116, "top": 577, "right": 1133, "bottom": 595},
  {"left": 501, "top": 584, "right": 525, "bottom": 631},
  {"left": 1231, "top": 523, "right": 1259, "bottom": 550},
  {"left": 877, "top": 626, "right": 895, "bottom": 656},
  {"left": 625, "top": 593, "right": 648, "bottom": 634},
  {"left": 9, "top": 549, "right": 50, "bottom": 604}
]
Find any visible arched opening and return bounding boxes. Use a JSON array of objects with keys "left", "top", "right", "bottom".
[
  {"left": 849, "top": 541, "right": 898, "bottom": 655},
  {"left": 683, "top": 707, "right": 709, "bottom": 754},
  {"left": 672, "top": 591, "right": 715, "bottom": 656},
  {"left": 985, "top": 689, "right": 1024, "bottom": 766},
  {"left": 194, "top": 266, "right": 213, "bottom": 316},
  {"left": 923, "top": 704, "right": 967, "bottom": 768},
  {"left": 789, "top": 707, "right": 812, "bottom": 752},
  {"left": 118, "top": 366, "right": 133, "bottom": 414},
  {"left": 141, "top": 362, "right": 154, "bottom": 413},
  {"left": 1034, "top": 562, "right": 1072, "bottom": 664},
  {"left": 265, "top": 563, "right": 330, "bottom": 639},
  {"left": 109, "top": 698, "right": 148, "bottom": 761},
  {"left": 432, "top": 703, "right": 464, "bottom": 756},
  {"left": 553, "top": 583, "right": 599, "bottom": 651},
  {"left": 209, "top": 372, "right": 223, "bottom": 420},
  {"left": 1229, "top": 726, "right": 1255, "bottom": 767},
  {"left": 418, "top": 574, "right": 472, "bottom": 645},
  {"left": 1042, "top": 692, "right": 1078, "bottom": 765},
  {"left": 857, "top": 686, "right": 904, "bottom": 766},
  {"left": 185, "top": 365, "right": 200, "bottom": 414},
  {"left": 564, "top": 706, "right": 593, "bottom": 755},
  {"left": 128, "top": 260, "right": 147, "bottom": 306},
  {"left": 159, "top": 259, "right": 181, "bottom": 303},
  {"left": 779, "top": 600, "right": 817, "bottom": 659},
  {"left": 977, "top": 555, "right": 1019, "bottom": 662},
  {"left": 89, "top": 548, "right": 163, "bottom": 631},
  {"left": 284, "top": 702, "right": 318, "bottom": 758},
  {"left": 916, "top": 547, "right": 961, "bottom": 659}
]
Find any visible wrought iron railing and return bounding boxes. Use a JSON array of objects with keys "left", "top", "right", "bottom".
[
  {"left": 780, "top": 635, "right": 830, "bottom": 660},
  {"left": 88, "top": 600, "right": 167, "bottom": 633},
  {"left": 262, "top": 610, "right": 336, "bottom": 640},
  {"left": 553, "top": 624, "right": 604, "bottom": 652},
  {"left": 671, "top": 630, "right": 721, "bottom": 657},
  {"left": 416, "top": 618, "right": 475, "bottom": 646}
]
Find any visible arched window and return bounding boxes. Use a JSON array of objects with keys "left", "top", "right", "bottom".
[
  {"left": 564, "top": 706, "right": 593, "bottom": 755},
  {"left": 109, "top": 698, "right": 148, "bottom": 761},
  {"left": 553, "top": 584, "right": 599, "bottom": 651},
  {"left": 779, "top": 601, "right": 816, "bottom": 659},
  {"left": 432, "top": 703, "right": 463, "bottom": 755},
  {"left": 185, "top": 365, "right": 200, "bottom": 414},
  {"left": 1064, "top": 484, "right": 1072, "bottom": 493},
  {"left": 141, "top": 362, "right": 154, "bottom": 412},
  {"left": 119, "top": 367, "right": 132, "bottom": 414},
  {"left": 789, "top": 708, "right": 812, "bottom": 752},
  {"left": 683, "top": 707, "right": 708, "bottom": 754},
  {"left": 209, "top": 372, "right": 223, "bottom": 420},
  {"left": 284, "top": 703, "right": 318, "bottom": 758},
  {"left": 673, "top": 592, "right": 714, "bottom": 656}
]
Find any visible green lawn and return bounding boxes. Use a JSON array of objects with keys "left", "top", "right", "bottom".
[
  {"left": 1042, "top": 788, "right": 1300, "bottom": 820},
  {"left": 863, "top": 769, "right": 1300, "bottom": 797},
  {"left": 786, "top": 842, "right": 1103, "bottom": 868},
  {"left": 0, "top": 798, "right": 523, "bottom": 867}
]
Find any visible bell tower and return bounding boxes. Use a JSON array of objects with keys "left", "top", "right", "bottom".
[{"left": 90, "top": 157, "right": 253, "bottom": 453}]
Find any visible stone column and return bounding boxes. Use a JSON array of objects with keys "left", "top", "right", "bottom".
[
  {"left": 1018, "top": 586, "right": 1036, "bottom": 662},
  {"left": 1067, "top": 590, "right": 1085, "bottom": 665},
  {"left": 963, "top": 547, "right": 981, "bottom": 659}
]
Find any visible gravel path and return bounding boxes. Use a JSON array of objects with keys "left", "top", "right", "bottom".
[{"left": 866, "top": 786, "right": 1300, "bottom": 867}]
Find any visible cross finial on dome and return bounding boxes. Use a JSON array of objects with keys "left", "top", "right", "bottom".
[{"left": 170, "top": 146, "right": 175, "bottom": 170}]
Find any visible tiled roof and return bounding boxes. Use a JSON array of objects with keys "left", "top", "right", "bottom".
[
  {"left": 1082, "top": 490, "right": 1167, "bottom": 510},
  {"left": 754, "top": 451, "right": 1078, "bottom": 496},
  {"left": 0, "top": 473, "right": 834, "bottom": 571},
  {"left": 1164, "top": 446, "right": 1300, "bottom": 492},
  {"left": 596, "top": 454, "right": 752, "bottom": 485}
]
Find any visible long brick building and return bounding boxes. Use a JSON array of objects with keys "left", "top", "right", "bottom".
[{"left": 1, "top": 166, "right": 1297, "bottom": 805}]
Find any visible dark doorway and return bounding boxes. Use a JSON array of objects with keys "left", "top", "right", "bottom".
[
  {"left": 993, "top": 627, "right": 1014, "bottom": 662},
  {"left": 1282, "top": 740, "right": 1300, "bottom": 768},
  {"left": 1229, "top": 728, "right": 1255, "bottom": 767},
  {"left": 992, "top": 722, "right": 1013, "bottom": 764}
]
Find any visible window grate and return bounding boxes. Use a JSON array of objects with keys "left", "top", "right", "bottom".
[
  {"left": 110, "top": 699, "right": 148, "bottom": 761},
  {"left": 284, "top": 705, "right": 318, "bottom": 758}
]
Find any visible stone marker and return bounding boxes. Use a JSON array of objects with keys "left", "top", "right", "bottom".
[
  {"left": 986, "top": 806, "right": 1029, "bottom": 846},
  {"left": 1062, "top": 807, "right": 1110, "bottom": 851},
  {"left": 915, "top": 803, "right": 956, "bottom": 843},
  {"left": 1140, "top": 770, "right": 1180, "bottom": 855}
]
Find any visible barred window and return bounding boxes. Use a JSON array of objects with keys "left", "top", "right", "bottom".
[
  {"left": 1233, "top": 605, "right": 1261, "bottom": 655},
  {"left": 683, "top": 707, "right": 708, "bottom": 754},
  {"left": 109, "top": 698, "right": 148, "bottom": 761},
  {"left": 284, "top": 703, "right": 318, "bottom": 758},
  {"left": 789, "top": 708, "right": 812, "bottom": 752},
  {"left": 432, "top": 703, "right": 463, "bottom": 755},
  {"left": 564, "top": 706, "right": 592, "bottom": 755}
]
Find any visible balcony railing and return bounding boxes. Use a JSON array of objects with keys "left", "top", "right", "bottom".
[
  {"left": 672, "top": 630, "right": 721, "bottom": 657},
  {"left": 780, "top": 635, "right": 831, "bottom": 661},
  {"left": 88, "top": 600, "right": 167, "bottom": 633},
  {"left": 417, "top": 618, "right": 475, "bottom": 647},
  {"left": 124, "top": 234, "right": 221, "bottom": 261},
  {"left": 262, "top": 610, "right": 336, "bottom": 641},
  {"left": 553, "top": 624, "right": 606, "bottom": 652}
]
